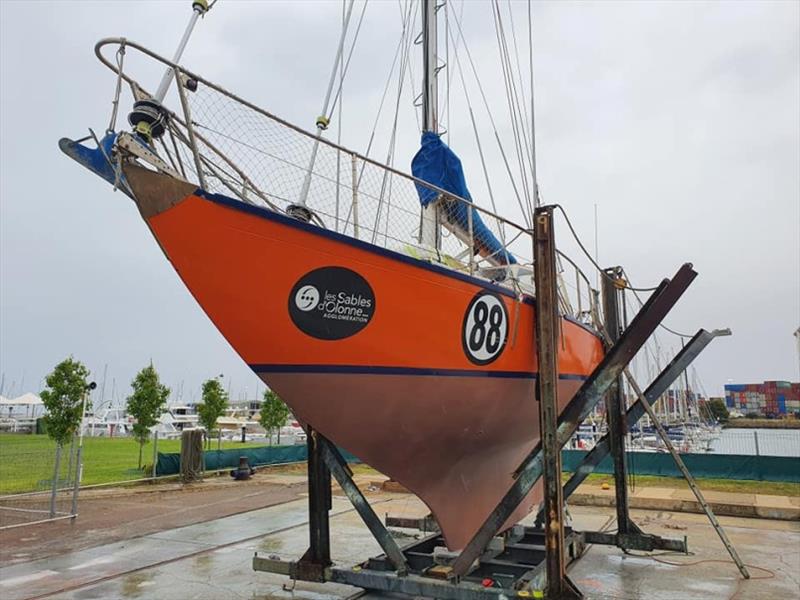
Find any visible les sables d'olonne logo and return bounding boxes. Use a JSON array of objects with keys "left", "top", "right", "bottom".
[{"left": 288, "top": 267, "right": 375, "bottom": 340}]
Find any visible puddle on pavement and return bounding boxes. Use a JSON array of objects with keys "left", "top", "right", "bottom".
[
  {"left": 192, "top": 553, "right": 214, "bottom": 576},
  {"left": 120, "top": 571, "right": 155, "bottom": 598},
  {"left": 258, "top": 537, "right": 285, "bottom": 553}
]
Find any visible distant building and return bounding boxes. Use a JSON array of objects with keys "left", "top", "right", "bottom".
[{"left": 724, "top": 381, "right": 799, "bottom": 416}]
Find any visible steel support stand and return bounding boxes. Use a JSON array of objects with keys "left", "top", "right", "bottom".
[
  {"left": 450, "top": 262, "right": 697, "bottom": 576},
  {"left": 601, "top": 266, "right": 641, "bottom": 538},
  {"left": 317, "top": 437, "right": 408, "bottom": 573},
  {"left": 297, "top": 426, "right": 331, "bottom": 580},
  {"left": 533, "top": 206, "right": 581, "bottom": 598},
  {"left": 615, "top": 363, "right": 751, "bottom": 578}
]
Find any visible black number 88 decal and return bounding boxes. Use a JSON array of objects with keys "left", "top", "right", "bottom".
[{"left": 462, "top": 292, "right": 509, "bottom": 365}]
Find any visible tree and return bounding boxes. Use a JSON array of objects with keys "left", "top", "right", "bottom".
[
  {"left": 126, "top": 364, "right": 170, "bottom": 469},
  {"left": 260, "top": 389, "right": 290, "bottom": 445},
  {"left": 198, "top": 378, "right": 228, "bottom": 447},
  {"left": 706, "top": 398, "right": 729, "bottom": 423},
  {"left": 40, "top": 357, "right": 91, "bottom": 447}
]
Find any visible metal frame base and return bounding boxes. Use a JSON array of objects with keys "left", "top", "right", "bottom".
[
  {"left": 254, "top": 525, "right": 587, "bottom": 599},
  {"left": 582, "top": 530, "right": 687, "bottom": 553}
]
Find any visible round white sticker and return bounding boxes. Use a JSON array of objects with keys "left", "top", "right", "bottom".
[
  {"left": 294, "top": 285, "right": 320, "bottom": 312},
  {"left": 462, "top": 292, "right": 508, "bottom": 365}
]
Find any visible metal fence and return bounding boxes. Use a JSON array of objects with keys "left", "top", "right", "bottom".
[
  {"left": 0, "top": 435, "right": 80, "bottom": 529},
  {"left": 0, "top": 428, "right": 290, "bottom": 530},
  {"left": 569, "top": 425, "right": 800, "bottom": 459},
  {"left": 707, "top": 429, "right": 800, "bottom": 458}
]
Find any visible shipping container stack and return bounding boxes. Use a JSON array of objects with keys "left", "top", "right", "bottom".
[{"left": 724, "top": 380, "right": 800, "bottom": 416}]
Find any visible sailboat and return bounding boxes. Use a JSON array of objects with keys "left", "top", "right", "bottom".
[{"left": 60, "top": 0, "right": 604, "bottom": 550}]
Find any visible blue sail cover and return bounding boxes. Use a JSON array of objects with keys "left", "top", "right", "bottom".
[{"left": 411, "top": 132, "right": 515, "bottom": 265}]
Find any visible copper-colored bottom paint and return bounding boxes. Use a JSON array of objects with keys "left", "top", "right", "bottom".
[{"left": 263, "top": 372, "right": 583, "bottom": 549}]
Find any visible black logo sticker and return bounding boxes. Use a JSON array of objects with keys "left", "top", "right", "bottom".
[
  {"left": 462, "top": 291, "right": 508, "bottom": 365},
  {"left": 288, "top": 267, "right": 376, "bottom": 340}
]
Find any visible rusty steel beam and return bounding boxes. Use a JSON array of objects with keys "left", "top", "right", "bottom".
[
  {"left": 533, "top": 207, "right": 581, "bottom": 598},
  {"left": 601, "top": 266, "right": 639, "bottom": 536},
  {"left": 450, "top": 262, "right": 697, "bottom": 577},
  {"left": 317, "top": 437, "right": 409, "bottom": 574},
  {"left": 618, "top": 364, "right": 751, "bottom": 579},
  {"left": 298, "top": 427, "right": 331, "bottom": 580}
]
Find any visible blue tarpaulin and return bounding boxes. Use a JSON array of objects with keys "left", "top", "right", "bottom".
[{"left": 411, "top": 132, "right": 515, "bottom": 265}]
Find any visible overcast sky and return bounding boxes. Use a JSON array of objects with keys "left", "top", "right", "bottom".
[{"left": 1, "top": 0, "right": 798, "bottom": 406}]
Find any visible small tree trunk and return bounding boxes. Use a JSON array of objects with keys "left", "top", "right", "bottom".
[
  {"left": 138, "top": 441, "right": 143, "bottom": 470},
  {"left": 277, "top": 427, "right": 281, "bottom": 445}
]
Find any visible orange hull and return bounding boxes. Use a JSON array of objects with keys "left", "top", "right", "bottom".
[{"left": 125, "top": 166, "right": 604, "bottom": 549}]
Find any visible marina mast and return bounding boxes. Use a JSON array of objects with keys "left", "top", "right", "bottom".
[{"left": 419, "top": 0, "right": 441, "bottom": 250}]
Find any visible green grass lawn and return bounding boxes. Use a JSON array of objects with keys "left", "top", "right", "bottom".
[
  {"left": 577, "top": 472, "right": 800, "bottom": 497},
  {"left": 3, "top": 434, "right": 797, "bottom": 498},
  {"left": 0, "top": 433, "right": 267, "bottom": 494}
]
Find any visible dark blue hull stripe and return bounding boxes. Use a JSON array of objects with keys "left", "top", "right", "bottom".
[{"left": 249, "top": 363, "right": 589, "bottom": 381}]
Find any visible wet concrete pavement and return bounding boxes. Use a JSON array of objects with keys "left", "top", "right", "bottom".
[
  {"left": 0, "top": 477, "right": 306, "bottom": 567},
  {"left": 1, "top": 490, "right": 798, "bottom": 600}
]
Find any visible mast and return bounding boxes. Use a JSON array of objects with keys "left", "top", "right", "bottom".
[{"left": 419, "top": 0, "right": 440, "bottom": 249}]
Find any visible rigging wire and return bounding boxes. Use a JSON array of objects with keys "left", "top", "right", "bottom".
[
  {"left": 491, "top": 1, "right": 534, "bottom": 224},
  {"left": 551, "top": 204, "right": 662, "bottom": 293},
  {"left": 506, "top": 1, "right": 532, "bottom": 161},
  {"left": 448, "top": 7, "right": 532, "bottom": 228},
  {"left": 442, "top": 0, "right": 466, "bottom": 132},
  {"left": 626, "top": 280, "right": 695, "bottom": 338},
  {"left": 527, "top": 0, "right": 539, "bottom": 206},
  {"left": 370, "top": 0, "right": 416, "bottom": 244},
  {"left": 340, "top": 0, "right": 416, "bottom": 233},
  {"left": 360, "top": 0, "right": 415, "bottom": 163},
  {"left": 446, "top": 9, "right": 509, "bottom": 250},
  {"left": 554, "top": 203, "right": 695, "bottom": 338},
  {"left": 334, "top": 0, "right": 347, "bottom": 232},
  {"left": 444, "top": 0, "right": 450, "bottom": 144},
  {"left": 328, "top": 0, "right": 370, "bottom": 118}
]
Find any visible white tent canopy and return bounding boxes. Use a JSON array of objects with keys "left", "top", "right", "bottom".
[{"left": 0, "top": 392, "right": 44, "bottom": 406}]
